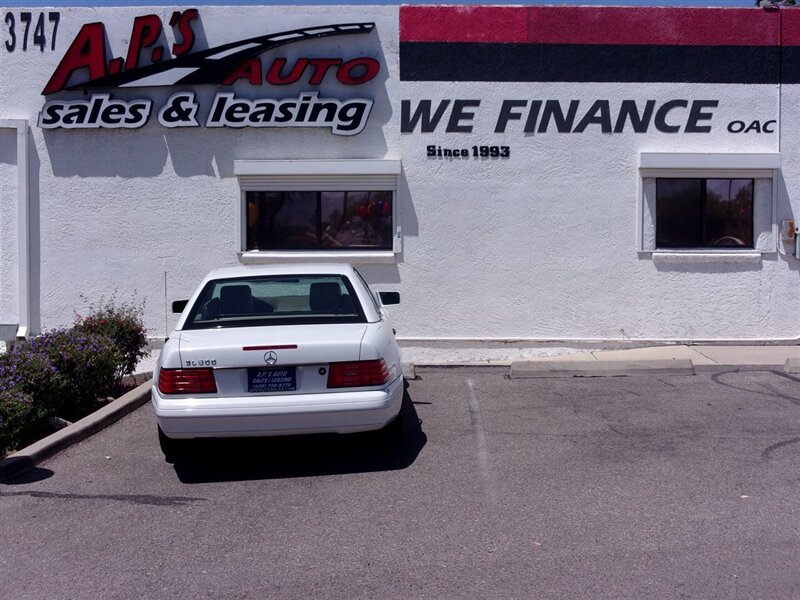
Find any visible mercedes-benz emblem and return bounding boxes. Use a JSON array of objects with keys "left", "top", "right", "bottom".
[{"left": 264, "top": 351, "right": 278, "bottom": 365}]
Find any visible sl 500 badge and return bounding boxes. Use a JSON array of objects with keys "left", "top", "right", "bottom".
[{"left": 185, "top": 359, "right": 217, "bottom": 367}]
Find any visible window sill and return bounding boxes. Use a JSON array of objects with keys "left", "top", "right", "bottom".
[
  {"left": 649, "top": 251, "right": 763, "bottom": 265},
  {"left": 238, "top": 251, "right": 398, "bottom": 265}
]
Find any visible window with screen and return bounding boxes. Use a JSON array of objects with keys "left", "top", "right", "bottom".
[
  {"left": 245, "top": 190, "right": 393, "bottom": 251},
  {"left": 638, "top": 153, "right": 779, "bottom": 257},
  {"left": 235, "top": 160, "right": 401, "bottom": 258},
  {"left": 655, "top": 178, "right": 754, "bottom": 249}
]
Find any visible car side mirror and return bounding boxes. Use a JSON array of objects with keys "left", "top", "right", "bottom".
[
  {"left": 378, "top": 291, "right": 400, "bottom": 306},
  {"left": 172, "top": 299, "right": 189, "bottom": 313}
]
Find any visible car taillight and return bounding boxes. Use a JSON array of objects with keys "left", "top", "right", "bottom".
[
  {"left": 158, "top": 368, "right": 217, "bottom": 394},
  {"left": 327, "top": 359, "right": 390, "bottom": 388}
]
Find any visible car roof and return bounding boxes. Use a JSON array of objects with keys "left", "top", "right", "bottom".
[{"left": 202, "top": 263, "right": 358, "bottom": 282}]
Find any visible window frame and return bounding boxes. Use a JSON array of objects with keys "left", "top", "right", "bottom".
[
  {"left": 235, "top": 160, "right": 402, "bottom": 264},
  {"left": 638, "top": 153, "right": 780, "bottom": 261}
]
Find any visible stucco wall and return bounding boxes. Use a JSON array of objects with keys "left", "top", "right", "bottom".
[
  {"left": 1, "top": 5, "right": 798, "bottom": 342},
  {"left": 394, "top": 81, "right": 792, "bottom": 340},
  {"left": 1, "top": 6, "right": 400, "bottom": 337},
  {"left": 0, "top": 128, "right": 20, "bottom": 327}
]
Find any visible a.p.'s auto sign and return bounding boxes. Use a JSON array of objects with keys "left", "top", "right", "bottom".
[{"left": 38, "top": 9, "right": 380, "bottom": 135}]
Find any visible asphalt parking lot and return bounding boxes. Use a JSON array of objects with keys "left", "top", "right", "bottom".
[{"left": 2, "top": 367, "right": 799, "bottom": 599}]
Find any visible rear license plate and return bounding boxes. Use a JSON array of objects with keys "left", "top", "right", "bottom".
[{"left": 248, "top": 367, "right": 296, "bottom": 393}]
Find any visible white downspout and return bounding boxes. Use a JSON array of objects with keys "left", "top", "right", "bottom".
[{"left": 0, "top": 119, "right": 31, "bottom": 338}]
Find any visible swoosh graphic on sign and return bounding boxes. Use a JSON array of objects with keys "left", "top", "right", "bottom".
[{"left": 60, "top": 22, "right": 375, "bottom": 92}]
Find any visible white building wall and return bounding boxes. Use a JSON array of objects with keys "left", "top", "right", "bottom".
[
  {"left": 395, "top": 82, "right": 792, "bottom": 340},
  {"left": 1, "top": 6, "right": 400, "bottom": 336},
  {"left": 779, "top": 79, "right": 800, "bottom": 319},
  {"left": 0, "top": 128, "right": 20, "bottom": 330},
  {"left": 1, "top": 5, "right": 798, "bottom": 343}
]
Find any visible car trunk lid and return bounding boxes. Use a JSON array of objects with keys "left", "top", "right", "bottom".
[
  {"left": 177, "top": 324, "right": 368, "bottom": 396},
  {"left": 178, "top": 324, "right": 367, "bottom": 368}
]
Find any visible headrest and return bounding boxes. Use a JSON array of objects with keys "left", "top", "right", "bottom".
[
  {"left": 220, "top": 284, "right": 253, "bottom": 312},
  {"left": 309, "top": 282, "right": 342, "bottom": 312}
]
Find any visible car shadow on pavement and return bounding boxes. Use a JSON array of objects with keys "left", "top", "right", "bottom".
[
  {"left": 0, "top": 464, "right": 55, "bottom": 485},
  {"left": 171, "top": 389, "right": 427, "bottom": 483}
]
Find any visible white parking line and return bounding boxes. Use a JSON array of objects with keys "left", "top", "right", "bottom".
[{"left": 465, "top": 378, "right": 496, "bottom": 503}]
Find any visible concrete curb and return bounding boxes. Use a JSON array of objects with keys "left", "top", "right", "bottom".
[
  {"left": 509, "top": 359, "right": 695, "bottom": 379},
  {"left": 0, "top": 379, "right": 152, "bottom": 482},
  {"left": 786, "top": 358, "right": 800, "bottom": 374},
  {"left": 402, "top": 363, "right": 416, "bottom": 380}
]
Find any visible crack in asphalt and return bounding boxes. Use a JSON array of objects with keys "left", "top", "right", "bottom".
[
  {"left": 465, "top": 378, "right": 497, "bottom": 503},
  {"left": 0, "top": 490, "right": 207, "bottom": 506},
  {"left": 761, "top": 437, "right": 800, "bottom": 461},
  {"left": 756, "top": 381, "right": 800, "bottom": 409},
  {"left": 711, "top": 370, "right": 800, "bottom": 408}
]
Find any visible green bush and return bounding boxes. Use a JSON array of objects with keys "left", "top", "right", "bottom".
[
  {"left": 74, "top": 297, "right": 149, "bottom": 379},
  {"left": 0, "top": 386, "right": 34, "bottom": 457},
  {"left": 30, "top": 329, "right": 120, "bottom": 419},
  {"left": 0, "top": 341, "right": 66, "bottom": 414},
  {"left": 0, "top": 338, "right": 66, "bottom": 454},
  {"left": 0, "top": 299, "right": 148, "bottom": 455},
  {"left": 2, "top": 329, "right": 120, "bottom": 424}
]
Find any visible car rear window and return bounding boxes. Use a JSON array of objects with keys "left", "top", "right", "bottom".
[{"left": 183, "top": 274, "right": 366, "bottom": 330}]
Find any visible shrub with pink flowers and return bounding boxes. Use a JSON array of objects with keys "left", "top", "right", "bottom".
[{"left": 74, "top": 298, "right": 149, "bottom": 379}]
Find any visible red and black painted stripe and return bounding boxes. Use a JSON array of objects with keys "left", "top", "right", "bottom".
[{"left": 400, "top": 7, "right": 800, "bottom": 84}]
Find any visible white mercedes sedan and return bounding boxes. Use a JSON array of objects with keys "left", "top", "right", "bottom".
[{"left": 152, "top": 264, "right": 403, "bottom": 460}]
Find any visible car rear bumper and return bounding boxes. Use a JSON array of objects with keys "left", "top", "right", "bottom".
[{"left": 152, "top": 375, "right": 404, "bottom": 439}]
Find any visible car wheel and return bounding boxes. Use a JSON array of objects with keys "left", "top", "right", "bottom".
[{"left": 157, "top": 426, "right": 185, "bottom": 463}]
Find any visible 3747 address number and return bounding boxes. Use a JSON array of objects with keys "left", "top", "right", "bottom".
[{"left": 4, "top": 11, "right": 60, "bottom": 52}]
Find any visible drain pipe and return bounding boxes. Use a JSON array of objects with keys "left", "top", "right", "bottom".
[{"left": 0, "top": 119, "right": 32, "bottom": 339}]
